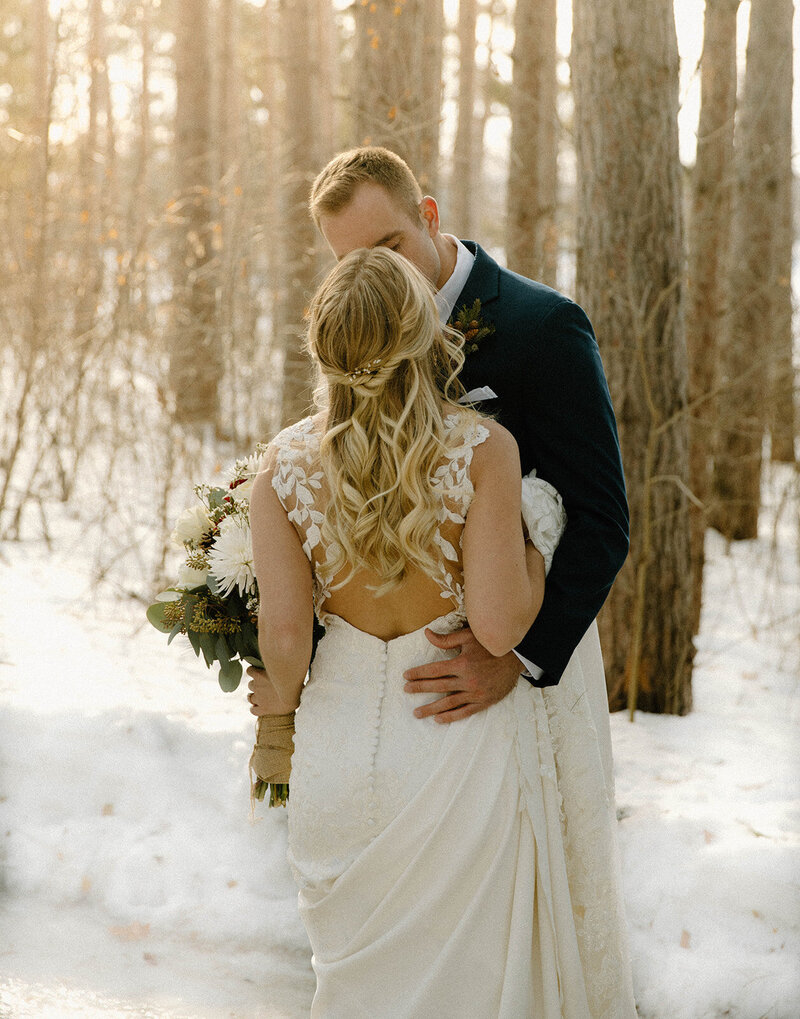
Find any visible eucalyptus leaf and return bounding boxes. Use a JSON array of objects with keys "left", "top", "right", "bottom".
[
  {"left": 198, "top": 631, "right": 216, "bottom": 667},
  {"left": 187, "top": 628, "right": 201, "bottom": 657},
  {"left": 215, "top": 634, "right": 230, "bottom": 664},
  {"left": 167, "top": 621, "right": 184, "bottom": 645},
  {"left": 146, "top": 602, "right": 171, "bottom": 633},
  {"left": 218, "top": 658, "right": 242, "bottom": 692},
  {"left": 206, "top": 574, "right": 223, "bottom": 596},
  {"left": 243, "top": 656, "right": 265, "bottom": 669}
]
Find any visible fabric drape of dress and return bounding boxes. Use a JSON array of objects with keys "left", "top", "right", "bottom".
[{"left": 268, "top": 413, "right": 637, "bottom": 1018}]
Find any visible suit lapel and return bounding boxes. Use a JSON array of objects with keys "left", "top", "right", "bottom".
[
  {"left": 452, "top": 242, "right": 501, "bottom": 314},
  {"left": 452, "top": 242, "right": 503, "bottom": 394}
]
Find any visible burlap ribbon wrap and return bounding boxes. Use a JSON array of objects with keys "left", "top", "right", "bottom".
[{"left": 249, "top": 711, "right": 295, "bottom": 786}]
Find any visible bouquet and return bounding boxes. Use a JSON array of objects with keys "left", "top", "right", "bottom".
[{"left": 146, "top": 445, "right": 291, "bottom": 806}]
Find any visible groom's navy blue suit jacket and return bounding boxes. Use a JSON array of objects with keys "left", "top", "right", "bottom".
[{"left": 456, "top": 242, "right": 629, "bottom": 686}]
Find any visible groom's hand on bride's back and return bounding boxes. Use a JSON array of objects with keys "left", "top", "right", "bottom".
[{"left": 402, "top": 627, "right": 521, "bottom": 723}]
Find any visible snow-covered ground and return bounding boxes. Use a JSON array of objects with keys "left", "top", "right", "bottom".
[{"left": 1, "top": 467, "right": 798, "bottom": 1018}]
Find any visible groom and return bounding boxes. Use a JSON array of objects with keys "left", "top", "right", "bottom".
[{"left": 252, "top": 146, "right": 628, "bottom": 721}]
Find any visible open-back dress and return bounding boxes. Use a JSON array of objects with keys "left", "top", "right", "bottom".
[{"left": 267, "top": 410, "right": 636, "bottom": 1018}]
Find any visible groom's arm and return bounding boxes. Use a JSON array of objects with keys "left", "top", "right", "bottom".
[
  {"left": 514, "top": 299, "right": 629, "bottom": 685},
  {"left": 403, "top": 297, "right": 627, "bottom": 717}
]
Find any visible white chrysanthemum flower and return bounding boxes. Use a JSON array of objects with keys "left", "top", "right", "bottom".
[
  {"left": 176, "top": 563, "right": 209, "bottom": 589},
  {"left": 171, "top": 504, "right": 214, "bottom": 548},
  {"left": 207, "top": 516, "right": 255, "bottom": 597}
]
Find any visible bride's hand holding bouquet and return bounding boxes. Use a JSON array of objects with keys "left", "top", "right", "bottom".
[{"left": 146, "top": 448, "right": 292, "bottom": 807}]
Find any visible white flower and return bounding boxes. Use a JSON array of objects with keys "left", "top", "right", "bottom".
[
  {"left": 207, "top": 516, "right": 255, "bottom": 597},
  {"left": 176, "top": 563, "right": 209, "bottom": 589},
  {"left": 229, "top": 476, "right": 255, "bottom": 502},
  {"left": 228, "top": 451, "right": 266, "bottom": 503},
  {"left": 171, "top": 503, "right": 214, "bottom": 548}
]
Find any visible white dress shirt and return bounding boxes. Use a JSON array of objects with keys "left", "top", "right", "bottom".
[{"left": 435, "top": 236, "right": 545, "bottom": 682}]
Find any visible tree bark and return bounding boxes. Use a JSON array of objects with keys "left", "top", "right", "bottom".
[
  {"left": 685, "top": 0, "right": 739, "bottom": 636},
  {"left": 74, "top": 0, "right": 105, "bottom": 344},
  {"left": 766, "top": 0, "right": 796, "bottom": 464},
  {"left": 352, "top": 0, "right": 443, "bottom": 190},
  {"left": 712, "top": 0, "right": 794, "bottom": 534},
  {"left": 450, "top": 0, "right": 478, "bottom": 237},
  {"left": 506, "top": 0, "right": 558, "bottom": 286},
  {"left": 276, "top": 0, "right": 320, "bottom": 426},
  {"left": 170, "top": 0, "right": 221, "bottom": 430},
  {"left": 572, "top": 0, "right": 694, "bottom": 715}
]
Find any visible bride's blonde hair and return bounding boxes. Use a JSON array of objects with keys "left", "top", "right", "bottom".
[{"left": 306, "top": 246, "right": 471, "bottom": 593}]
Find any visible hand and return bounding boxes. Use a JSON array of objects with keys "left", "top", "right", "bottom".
[
  {"left": 246, "top": 666, "right": 298, "bottom": 716},
  {"left": 402, "top": 626, "right": 522, "bottom": 723}
]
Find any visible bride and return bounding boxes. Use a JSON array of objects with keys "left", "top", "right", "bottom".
[{"left": 247, "top": 246, "right": 636, "bottom": 1017}]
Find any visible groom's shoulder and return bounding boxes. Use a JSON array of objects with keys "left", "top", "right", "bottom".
[
  {"left": 499, "top": 266, "right": 569, "bottom": 318},
  {"left": 468, "top": 243, "right": 586, "bottom": 329}
]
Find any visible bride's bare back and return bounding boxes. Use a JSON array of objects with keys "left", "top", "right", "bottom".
[{"left": 316, "top": 541, "right": 462, "bottom": 641}]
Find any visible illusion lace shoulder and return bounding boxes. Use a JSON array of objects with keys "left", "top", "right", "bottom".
[{"left": 264, "top": 410, "right": 636, "bottom": 1019}]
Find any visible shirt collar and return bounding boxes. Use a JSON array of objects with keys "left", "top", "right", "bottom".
[{"left": 434, "top": 235, "right": 475, "bottom": 323}]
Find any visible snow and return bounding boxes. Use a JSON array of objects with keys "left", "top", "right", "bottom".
[{"left": 1, "top": 467, "right": 798, "bottom": 1017}]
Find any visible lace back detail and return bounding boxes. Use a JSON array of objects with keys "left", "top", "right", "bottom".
[
  {"left": 268, "top": 412, "right": 490, "bottom": 616},
  {"left": 431, "top": 414, "right": 490, "bottom": 612}
]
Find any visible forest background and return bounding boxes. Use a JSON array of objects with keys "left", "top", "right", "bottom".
[
  {"left": 0, "top": 1, "right": 798, "bottom": 1016},
  {"left": 1, "top": 0, "right": 797, "bottom": 714}
]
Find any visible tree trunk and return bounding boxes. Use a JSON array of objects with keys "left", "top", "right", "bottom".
[
  {"left": 450, "top": 0, "right": 478, "bottom": 237},
  {"left": 506, "top": 0, "right": 558, "bottom": 286},
  {"left": 712, "top": 0, "right": 793, "bottom": 534},
  {"left": 572, "top": 0, "right": 694, "bottom": 715},
  {"left": 471, "top": 3, "right": 500, "bottom": 242},
  {"left": 315, "top": 0, "right": 340, "bottom": 166},
  {"left": 74, "top": 0, "right": 105, "bottom": 344},
  {"left": 0, "top": 0, "right": 53, "bottom": 532},
  {"left": 352, "top": 0, "right": 443, "bottom": 189},
  {"left": 276, "top": 0, "right": 319, "bottom": 426},
  {"left": 418, "top": 0, "right": 443, "bottom": 194},
  {"left": 767, "top": 0, "right": 796, "bottom": 464},
  {"left": 685, "top": 0, "right": 739, "bottom": 636},
  {"left": 170, "top": 0, "right": 221, "bottom": 430}
]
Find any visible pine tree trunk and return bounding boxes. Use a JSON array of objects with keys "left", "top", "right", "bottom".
[
  {"left": 573, "top": 0, "right": 694, "bottom": 715},
  {"left": 170, "top": 0, "right": 221, "bottom": 430},
  {"left": 352, "top": 0, "right": 443, "bottom": 187},
  {"left": 0, "top": 0, "right": 52, "bottom": 530},
  {"left": 418, "top": 0, "right": 443, "bottom": 194},
  {"left": 315, "top": 0, "right": 340, "bottom": 166},
  {"left": 276, "top": 0, "right": 319, "bottom": 427},
  {"left": 214, "top": 0, "right": 244, "bottom": 414},
  {"left": 75, "top": 0, "right": 105, "bottom": 344},
  {"left": 767, "top": 0, "right": 796, "bottom": 464},
  {"left": 506, "top": 0, "right": 558, "bottom": 286},
  {"left": 711, "top": 0, "right": 792, "bottom": 534},
  {"left": 27, "top": 0, "right": 51, "bottom": 354},
  {"left": 471, "top": 5, "right": 500, "bottom": 240},
  {"left": 450, "top": 0, "right": 477, "bottom": 237},
  {"left": 686, "top": 0, "right": 739, "bottom": 636}
]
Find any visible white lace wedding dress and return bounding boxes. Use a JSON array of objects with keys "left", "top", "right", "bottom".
[{"left": 269, "top": 411, "right": 636, "bottom": 1018}]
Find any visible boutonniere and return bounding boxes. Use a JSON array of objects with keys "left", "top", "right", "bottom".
[{"left": 448, "top": 299, "right": 495, "bottom": 357}]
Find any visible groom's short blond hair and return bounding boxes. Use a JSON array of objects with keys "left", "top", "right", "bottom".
[{"left": 309, "top": 147, "right": 423, "bottom": 228}]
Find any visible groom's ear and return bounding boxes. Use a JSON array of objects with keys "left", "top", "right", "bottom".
[{"left": 419, "top": 196, "right": 440, "bottom": 236}]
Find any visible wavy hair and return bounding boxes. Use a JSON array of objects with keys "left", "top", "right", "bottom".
[{"left": 306, "top": 247, "right": 472, "bottom": 594}]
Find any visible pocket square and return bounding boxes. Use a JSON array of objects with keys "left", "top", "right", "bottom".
[{"left": 459, "top": 386, "right": 498, "bottom": 404}]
